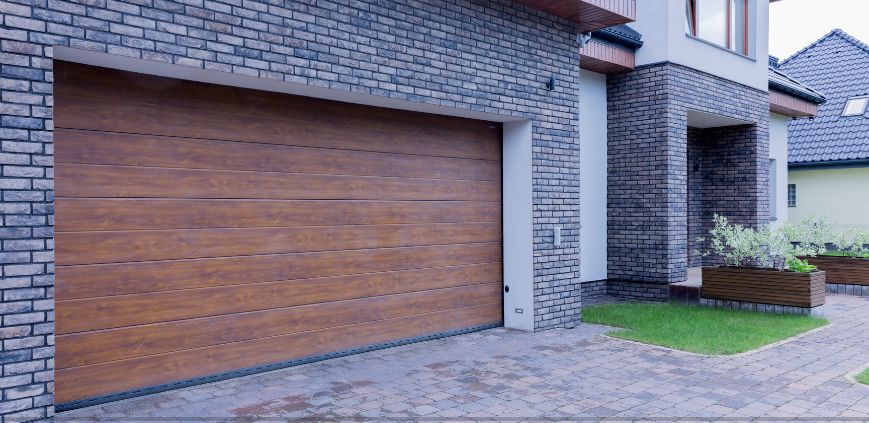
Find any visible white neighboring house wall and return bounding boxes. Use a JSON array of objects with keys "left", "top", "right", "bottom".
[
  {"left": 579, "top": 70, "right": 608, "bottom": 282},
  {"left": 788, "top": 167, "right": 869, "bottom": 228},
  {"left": 631, "top": 0, "right": 769, "bottom": 91},
  {"left": 769, "top": 113, "right": 790, "bottom": 226}
]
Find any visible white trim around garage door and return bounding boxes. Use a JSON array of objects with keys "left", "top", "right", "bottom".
[{"left": 51, "top": 46, "right": 536, "bottom": 332}]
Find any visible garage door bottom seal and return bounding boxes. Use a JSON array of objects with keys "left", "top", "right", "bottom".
[{"left": 56, "top": 322, "right": 502, "bottom": 413}]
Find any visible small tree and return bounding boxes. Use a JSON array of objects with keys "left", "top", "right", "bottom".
[
  {"left": 704, "top": 214, "right": 819, "bottom": 272},
  {"left": 781, "top": 214, "right": 830, "bottom": 257},
  {"left": 829, "top": 227, "right": 869, "bottom": 258},
  {"left": 707, "top": 214, "right": 763, "bottom": 268}
]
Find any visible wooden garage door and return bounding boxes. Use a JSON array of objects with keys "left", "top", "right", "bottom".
[{"left": 53, "top": 62, "right": 503, "bottom": 405}]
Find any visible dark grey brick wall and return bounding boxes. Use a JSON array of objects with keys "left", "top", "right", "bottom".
[
  {"left": 579, "top": 279, "right": 607, "bottom": 299},
  {"left": 1, "top": 0, "right": 581, "bottom": 417},
  {"left": 689, "top": 124, "right": 766, "bottom": 267},
  {"left": 687, "top": 127, "right": 704, "bottom": 267},
  {"left": 607, "top": 62, "right": 770, "bottom": 284},
  {"left": 606, "top": 280, "right": 667, "bottom": 301}
]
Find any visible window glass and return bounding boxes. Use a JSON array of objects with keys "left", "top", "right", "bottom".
[
  {"left": 731, "top": 0, "right": 747, "bottom": 53},
  {"left": 697, "top": 0, "right": 728, "bottom": 47},
  {"left": 787, "top": 184, "right": 796, "bottom": 208},
  {"left": 687, "top": 0, "right": 751, "bottom": 55},
  {"left": 686, "top": 0, "right": 696, "bottom": 35},
  {"left": 843, "top": 97, "right": 869, "bottom": 116}
]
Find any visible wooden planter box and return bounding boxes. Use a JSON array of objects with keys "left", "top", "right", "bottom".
[
  {"left": 701, "top": 267, "right": 826, "bottom": 308},
  {"left": 803, "top": 256, "right": 869, "bottom": 286}
]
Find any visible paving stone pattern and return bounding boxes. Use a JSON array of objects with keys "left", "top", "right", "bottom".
[
  {"left": 828, "top": 283, "right": 869, "bottom": 297},
  {"left": 59, "top": 294, "right": 869, "bottom": 422}
]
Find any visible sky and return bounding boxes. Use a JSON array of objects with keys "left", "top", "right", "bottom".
[{"left": 769, "top": 0, "right": 869, "bottom": 60}]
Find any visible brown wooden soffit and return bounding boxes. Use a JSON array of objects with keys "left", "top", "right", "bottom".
[
  {"left": 514, "top": 0, "right": 636, "bottom": 32},
  {"left": 580, "top": 40, "right": 634, "bottom": 74},
  {"left": 770, "top": 90, "right": 819, "bottom": 117}
]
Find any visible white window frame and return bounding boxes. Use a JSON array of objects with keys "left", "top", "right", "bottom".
[
  {"left": 842, "top": 96, "right": 869, "bottom": 117},
  {"left": 685, "top": 0, "right": 752, "bottom": 55}
]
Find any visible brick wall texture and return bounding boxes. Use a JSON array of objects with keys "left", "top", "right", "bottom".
[
  {"left": 1, "top": 0, "right": 582, "bottom": 418},
  {"left": 579, "top": 279, "right": 606, "bottom": 299},
  {"left": 607, "top": 62, "right": 770, "bottom": 285},
  {"left": 607, "top": 280, "right": 668, "bottom": 301},
  {"left": 689, "top": 124, "right": 768, "bottom": 267}
]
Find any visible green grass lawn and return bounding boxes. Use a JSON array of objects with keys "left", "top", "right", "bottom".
[
  {"left": 858, "top": 368, "right": 869, "bottom": 385},
  {"left": 583, "top": 303, "right": 827, "bottom": 355}
]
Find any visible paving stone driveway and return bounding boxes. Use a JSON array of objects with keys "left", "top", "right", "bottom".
[{"left": 60, "top": 294, "right": 869, "bottom": 422}]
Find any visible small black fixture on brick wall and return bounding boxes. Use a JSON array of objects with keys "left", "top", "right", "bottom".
[{"left": 545, "top": 76, "right": 555, "bottom": 91}]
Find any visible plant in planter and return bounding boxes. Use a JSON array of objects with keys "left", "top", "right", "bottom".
[
  {"left": 700, "top": 214, "right": 826, "bottom": 309},
  {"left": 802, "top": 221, "right": 869, "bottom": 287}
]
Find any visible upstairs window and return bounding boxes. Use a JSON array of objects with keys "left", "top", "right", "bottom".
[
  {"left": 842, "top": 97, "right": 869, "bottom": 116},
  {"left": 686, "top": 0, "right": 751, "bottom": 56},
  {"left": 788, "top": 184, "right": 796, "bottom": 208}
]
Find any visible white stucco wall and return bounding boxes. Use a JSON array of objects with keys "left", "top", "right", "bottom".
[
  {"left": 788, "top": 166, "right": 869, "bottom": 228},
  {"left": 769, "top": 113, "right": 789, "bottom": 226},
  {"left": 502, "top": 120, "right": 534, "bottom": 331},
  {"left": 631, "top": 0, "right": 769, "bottom": 91},
  {"left": 579, "top": 70, "right": 608, "bottom": 282}
]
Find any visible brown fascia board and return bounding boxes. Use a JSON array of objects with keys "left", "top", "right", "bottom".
[
  {"left": 770, "top": 89, "right": 819, "bottom": 117},
  {"left": 579, "top": 40, "right": 635, "bottom": 74},
  {"left": 513, "top": 0, "right": 636, "bottom": 32}
]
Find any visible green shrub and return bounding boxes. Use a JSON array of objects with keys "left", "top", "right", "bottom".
[{"left": 703, "top": 214, "right": 810, "bottom": 272}]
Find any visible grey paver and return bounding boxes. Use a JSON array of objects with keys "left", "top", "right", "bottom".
[{"left": 60, "top": 294, "right": 869, "bottom": 421}]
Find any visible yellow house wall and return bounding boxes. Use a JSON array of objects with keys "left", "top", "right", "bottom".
[{"left": 788, "top": 166, "right": 869, "bottom": 227}]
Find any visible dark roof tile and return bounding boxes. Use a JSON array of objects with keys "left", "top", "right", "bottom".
[{"left": 778, "top": 29, "right": 869, "bottom": 164}]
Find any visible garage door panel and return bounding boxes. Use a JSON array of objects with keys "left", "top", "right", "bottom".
[
  {"left": 56, "top": 199, "right": 502, "bottom": 232},
  {"left": 56, "top": 65, "right": 502, "bottom": 152},
  {"left": 57, "top": 95, "right": 501, "bottom": 162},
  {"left": 55, "top": 129, "right": 501, "bottom": 182},
  {"left": 56, "top": 163, "right": 501, "bottom": 202},
  {"left": 55, "top": 62, "right": 503, "bottom": 405},
  {"left": 58, "top": 242, "right": 501, "bottom": 301},
  {"left": 56, "top": 263, "right": 503, "bottom": 334},
  {"left": 56, "top": 222, "right": 502, "bottom": 265},
  {"left": 57, "top": 282, "right": 502, "bottom": 368},
  {"left": 55, "top": 303, "right": 502, "bottom": 404}
]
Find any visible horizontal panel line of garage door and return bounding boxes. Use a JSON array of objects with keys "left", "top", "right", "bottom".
[
  {"left": 55, "top": 129, "right": 502, "bottom": 177},
  {"left": 57, "top": 243, "right": 501, "bottom": 268},
  {"left": 56, "top": 162, "right": 501, "bottom": 183},
  {"left": 56, "top": 262, "right": 503, "bottom": 333},
  {"left": 55, "top": 198, "right": 501, "bottom": 231},
  {"left": 56, "top": 261, "right": 502, "bottom": 308},
  {"left": 57, "top": 77, "right": 501, "bottom": 151},
  {"left": 56, "top": 164, "right": 501, "bottom": 201},
  {"left": 56, "top": 222, "right": 501, "bottom": 265},
  {"left": 56, "top": 83, "right": 501, "bottom": 150},
  {"left": 57, "top": 97, "right": 501, "bottom": 162},
  {"left": 55, "top": 303, "right": 502, "bottom": 404},
  {"left": 55, "top": 198, "right": 503, "bottom": 204},
  {"left": 56, "top": 243, "right": 503, "bottom": 300},
  {"left": 57, "top": 283, "right": 503, "bottom": 366}
]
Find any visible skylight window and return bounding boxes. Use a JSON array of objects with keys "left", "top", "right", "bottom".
[{"left": 842, "top": 97, "right": 869, "bottom": 116}]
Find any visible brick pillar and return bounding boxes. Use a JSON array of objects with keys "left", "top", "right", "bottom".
[
  {"left": 0, "top": 30, "right": 55, "bottom": 421},
  {"left": 607, "top": 65, "right": 686, "bottom": 283},
  {"left": 607, "top": 63, "right": 769, "bottom": 285}
]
